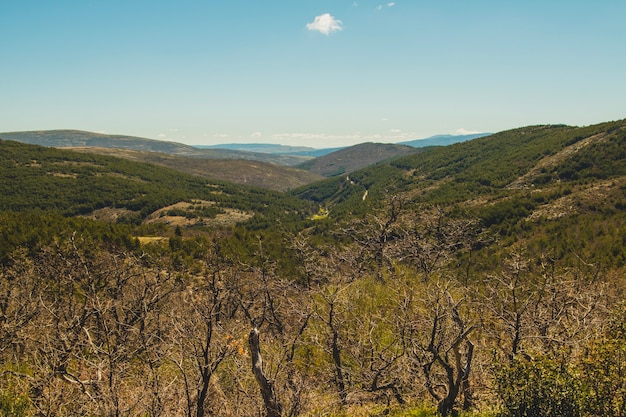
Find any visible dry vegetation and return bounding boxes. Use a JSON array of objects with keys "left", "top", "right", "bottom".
[{"left": 2, "top": 202, "right": 624, "bottom": 417}]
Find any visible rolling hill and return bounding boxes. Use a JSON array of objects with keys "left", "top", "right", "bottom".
[
  {"left": 0, "top": 130, "right": 312, "bottom": 166},
  {"left": 296, "top": 142, "right": 421, "bottom": 177},
  {"left": 65, "top": 146, "right": 324, "bottom": 191}
]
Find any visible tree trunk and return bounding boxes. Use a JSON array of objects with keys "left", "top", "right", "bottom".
[{"left": 249, "top": 328, "right": 282, "bottom": 417}]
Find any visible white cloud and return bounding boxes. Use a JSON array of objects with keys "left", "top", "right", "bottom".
[
  {"left": 454, "top": 128, "right": 482, "bottom": 135},
  {"left": 388, "top": 2, "right": 396, "bottom": 7},
  {"left": 376, "top": 5, "right": 383, "bottom": 11},
  {"left": 250, "top": 132, "right": 263, "bottom": 138},
  {"left": 157, "top": 133, "right": 167, "bottom": 138},
  {"left": 306, "top": 13, "right": 343, "bottom": 35},
  {"left": 390, "top": 128, "right": 401, "bottom": 133}
]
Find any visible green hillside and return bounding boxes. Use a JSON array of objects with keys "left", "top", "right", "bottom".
[
  {"left": 297, "top": 142, "right": 421, "bottom": 177},
  {"left": 292, "top": 119, "right": 626, "bottom": 265},
  {"left": 0, "top": 139, "right": 312, "bottom": 223}
]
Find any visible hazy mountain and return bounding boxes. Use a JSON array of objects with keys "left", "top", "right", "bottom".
[
  {"left": 399, "top": 133, "right": 491, "bottom": 148},
  {"left": 200, "top": 143, "right": 344, "bottom": 157},
  {"left": 199, "top": 133, "right": 491, "bottom": 161},
  {"left": 198, "top": 143, "right": 317, "bottom": 154}
]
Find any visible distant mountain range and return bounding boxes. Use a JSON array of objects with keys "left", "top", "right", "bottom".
[
  {"left": 198, "top": 133, "right": 491, "bottom": 156},
  {"left": 398, "top": 133, "right": 491, "bottom": 147},
  {"left": 198, "top": 143, "right": 315, "bottom": 154},
  {"left": 198, "top": 143, "right": 344, "bottom": 157}
]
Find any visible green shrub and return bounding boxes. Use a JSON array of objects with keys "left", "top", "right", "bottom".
[
  {"left": 577, "top": 304, "right": 626, "bottom": 417},
  {"left": 0, "top": 388, "right": 30, "bottom": 417},
  {"left": 495, "top": 356, "right": 580, "bottom": 417}
]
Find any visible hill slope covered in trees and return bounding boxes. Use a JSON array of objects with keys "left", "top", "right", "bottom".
[{"left": 296, "top": 142, "right": 421, "bottom": 177}]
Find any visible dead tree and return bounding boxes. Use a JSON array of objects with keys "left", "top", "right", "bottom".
[
  {"left": 169, "top": 241, "right": 238, "bottom": 417},
  {"left": 408, "top": 283, "right": 475, "bottom": 417},
  {"left": 479, "top": 250, "right": 608, "bottom": 364},
  {"left": 249, "top": 328, "right": 283, "bottom": 417}
]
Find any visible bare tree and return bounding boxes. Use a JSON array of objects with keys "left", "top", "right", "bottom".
[
  {"left": 0, "top": 248, "right": 40, "bottom": 358},
  {"left": 336, "top": 195, "right": 404, "bottom": 281},
  {"left": 226, "top": 236, "right": 314, "bottom": 417},
  {"left": 2, "top": 235, "right": 180, "bottom": 417},
  {"left": 406, "top": 281, "right": 475, "bottom": 417},
  {"left": 346, "top": 279, "right": 408, "bottom": 407},
  {"left": 169, "top": 241, "right": 239, "bottom": 417},
  {"left": 479, "top": 249, "right": 608, "bottom": 363}
]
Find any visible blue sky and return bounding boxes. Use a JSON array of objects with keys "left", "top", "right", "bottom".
[{"left": 2, "top": 1, "right": 625, "bottom": 148}]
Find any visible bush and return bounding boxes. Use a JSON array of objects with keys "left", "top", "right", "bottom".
[
  {"left": 495, "top": 356, "right": 580, "bottom": 417},
  {"left": 577, "top": 304, "right": 626, "bottom": 417}
]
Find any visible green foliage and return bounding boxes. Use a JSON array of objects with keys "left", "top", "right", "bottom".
[
  {"left": 479, "top": 196, "right": 538, "bottom": 229},
  {"left": 495, "top": 305, "right": 626, "bottom": 417},
  {"left": 0, "top": 392, "right": 30, "bottom": 417},
  {"left": 495, "top": 356, "right": 581, "bottom": 417},
  {"left": 577, "top": 304, "right": 626, "bottom": 417},
  {"left": 578, "top": 338, "right": 626, "bottom": 417},
  {"left": 0, "top": 211, "right": 138, "bottom": 262},
  {"left": 0, "top": 363, "right": 31, "bottom": 417},
  {"left": 165, "top": 204, "right": 224, "bottom": 219},
  {"left": 537, "top": 125, "right": 626, "bottom": 185}
]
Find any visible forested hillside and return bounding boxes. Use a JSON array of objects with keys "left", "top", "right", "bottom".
[
  {"left": 293, "top": 120, "right": 626, "bottom": 268},
  {"left": 0, "top": 139, "right": 312, "bottom": 257},
  {"left": 1, "top": 119, "right": 626, "bottom": 417},
  {"left": 297, "top": 142, "right": 420, "bottom": 177}
]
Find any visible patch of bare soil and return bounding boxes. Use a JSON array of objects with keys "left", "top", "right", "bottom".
[
  {"left": 143, "top": 200, "right": 252, "bottom": 228},
  {"left": 529, "top": 178, "right": 624, "bottom": 220},
  {"left": 81, "top": 207, "right": 136, "bottom": 222},
  {"left": 507, "top": 132, "right": 609, "bottom": 189},
  {"left": 136, "top": 236, "right": 167, "bottom": 245}
]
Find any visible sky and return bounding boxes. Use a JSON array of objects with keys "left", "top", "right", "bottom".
[{"left": 2, "top": 1, "right": 626, "bottom": 149}]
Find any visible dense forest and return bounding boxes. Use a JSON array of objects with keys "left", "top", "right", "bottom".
[{"left": 1, "top": 119, "right": 626, "bottom": 417}]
